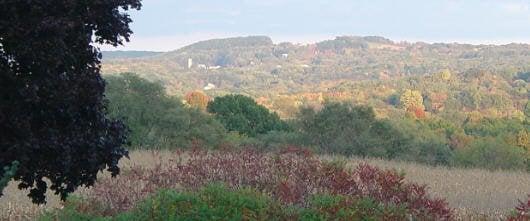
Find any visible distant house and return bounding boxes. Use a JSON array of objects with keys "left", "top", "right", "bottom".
[
  {"left": 198, "top": 64, "right": 207, "bottom": 70},
  {"left": 208, "top": 65, "right": 221, "bottom": 70},
  {"left": 281, "top": 53, "right": 289, "bottom": 59},
  {"left": 204, "top": 83, "right": 216, "bottom": 90}
]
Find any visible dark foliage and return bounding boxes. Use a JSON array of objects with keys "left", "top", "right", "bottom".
[
  {"left": 0, "top": 0, "right": 141, "bottom": 203},
  {"left": 0, "top": 161, "right": 18, "bottom": 196},
  {"left": 207, "top": 94, "right": 290, "bottom": 137}
]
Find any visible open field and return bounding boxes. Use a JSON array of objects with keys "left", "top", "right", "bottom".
[
  {"left": 335, "top": 156, "right": 530, "bottom": 219},
  {"left": 1, "top": 150, "right": 529, "bottom": 220}
]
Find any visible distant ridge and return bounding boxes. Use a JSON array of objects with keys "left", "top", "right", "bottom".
[
  {"left": 102, "top": 51, "right": 162, "bottom": 60},
  {"left": 103, "top": 35, "right": 530, "bottom": 59},
  {"left": 177, "top": 36, "right": 273, "bottom": 52}
]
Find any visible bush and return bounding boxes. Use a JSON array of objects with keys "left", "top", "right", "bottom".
[
  {"left": 507, "top": 195, "right": 530, "bottom": 221},
  {"left": 42, "top": 183, "right": 450, "bottom": 221},
  {"left": 41, "top": 185, "right": 289, "bottom": 221},
  {"left": 299, "top": 194, "right": 408, "bottom": 220},
  {"left": 121, "top": 184, "right": 286, "bottom": 221},
  {"left": 81, "top": 148, "right": 453, "bottom": 219},
  {"left": 119, "top": 186, "right": 421, "bottom": 221}
]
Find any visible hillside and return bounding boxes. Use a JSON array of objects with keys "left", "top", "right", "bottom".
[
  {"left": 102, "top": 36, "right": 529, "bottom": 118},
  {"left": 102, "top": 36, "right": 530, "bottom": 95}
]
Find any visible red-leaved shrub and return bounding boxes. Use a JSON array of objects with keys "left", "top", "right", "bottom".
[
  {"left": 508, "top": 195, "right": 530, "bottom": 221},
  {"left": 88, "top": 147, "right": 453, "bottom": 220}
]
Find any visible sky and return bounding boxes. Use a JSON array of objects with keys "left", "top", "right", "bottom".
[{"left": 102, "top": 0, "right": 530, "bottom": 51}]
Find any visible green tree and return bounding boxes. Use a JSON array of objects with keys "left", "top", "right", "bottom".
[
  {"left": 454, "top": 138, "right": 527, "bottom": 170},
  {"left": 106, "top": 73, "right": 227, "bottom": 149},
  {"left": 298, "top": 102, "right": 410, "bottom": 158},
  {"left": 388, "top": 117, "right": 455, "bottom": 165},
  {"left": 207, "top": 95, "right": 289, "bottom": 137},
  {"left": 400, "top": 89, "right": 425, "bottom": 111},
  {"left": 0, "top": 0, "right": 140, "bottom": 203}
]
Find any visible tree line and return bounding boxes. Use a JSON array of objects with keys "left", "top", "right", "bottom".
[{"left": 105, "top": 73, "right": 530, "bottom": 171}]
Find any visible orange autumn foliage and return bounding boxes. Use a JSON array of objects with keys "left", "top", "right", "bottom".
[{"left": 185, "top": 91, "right": 210, "bottom": 111}]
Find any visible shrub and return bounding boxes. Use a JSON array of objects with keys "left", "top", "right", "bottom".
[
  {"left": 42, "top": 184, "right": 449, "bottom": 221},
  {"left": 121, "top": 184, "right": 287, "bottom": 221},
  {"left": 507, "top": 195, "right": 530, "bottom": 221},
  {"left": 299, "top": 194, "right": 408, "bottom": 220},
  {"left": 41, "top": 185, "right": 289, "bottom": 221},
  {"left": 39, "top": 184, "right": 424, "bottom": 221},
  {"left": 84, "top": 148, "right": 453, "bottom": 220}
]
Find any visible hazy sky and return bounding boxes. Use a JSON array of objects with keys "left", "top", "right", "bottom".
[{"left": 102, "top": 0, "right": 530, "bottom": 51}]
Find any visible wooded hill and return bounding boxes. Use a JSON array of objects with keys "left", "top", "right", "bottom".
[{"left": 102, "top": 36, "right": 530, "bottom": 119}]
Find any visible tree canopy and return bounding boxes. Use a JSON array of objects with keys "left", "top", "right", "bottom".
[
  {"left": 106, "top": 74, "right": 227, "bottom": 149},
  {"left": 207, "top": 94, "right": 289, "bottom": 137},
  {"left": 0, "top": 0, "right": 141, "bottom": 203},
  {"left": 297, "top": 103, "right": 411, "bottom": 158}
]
